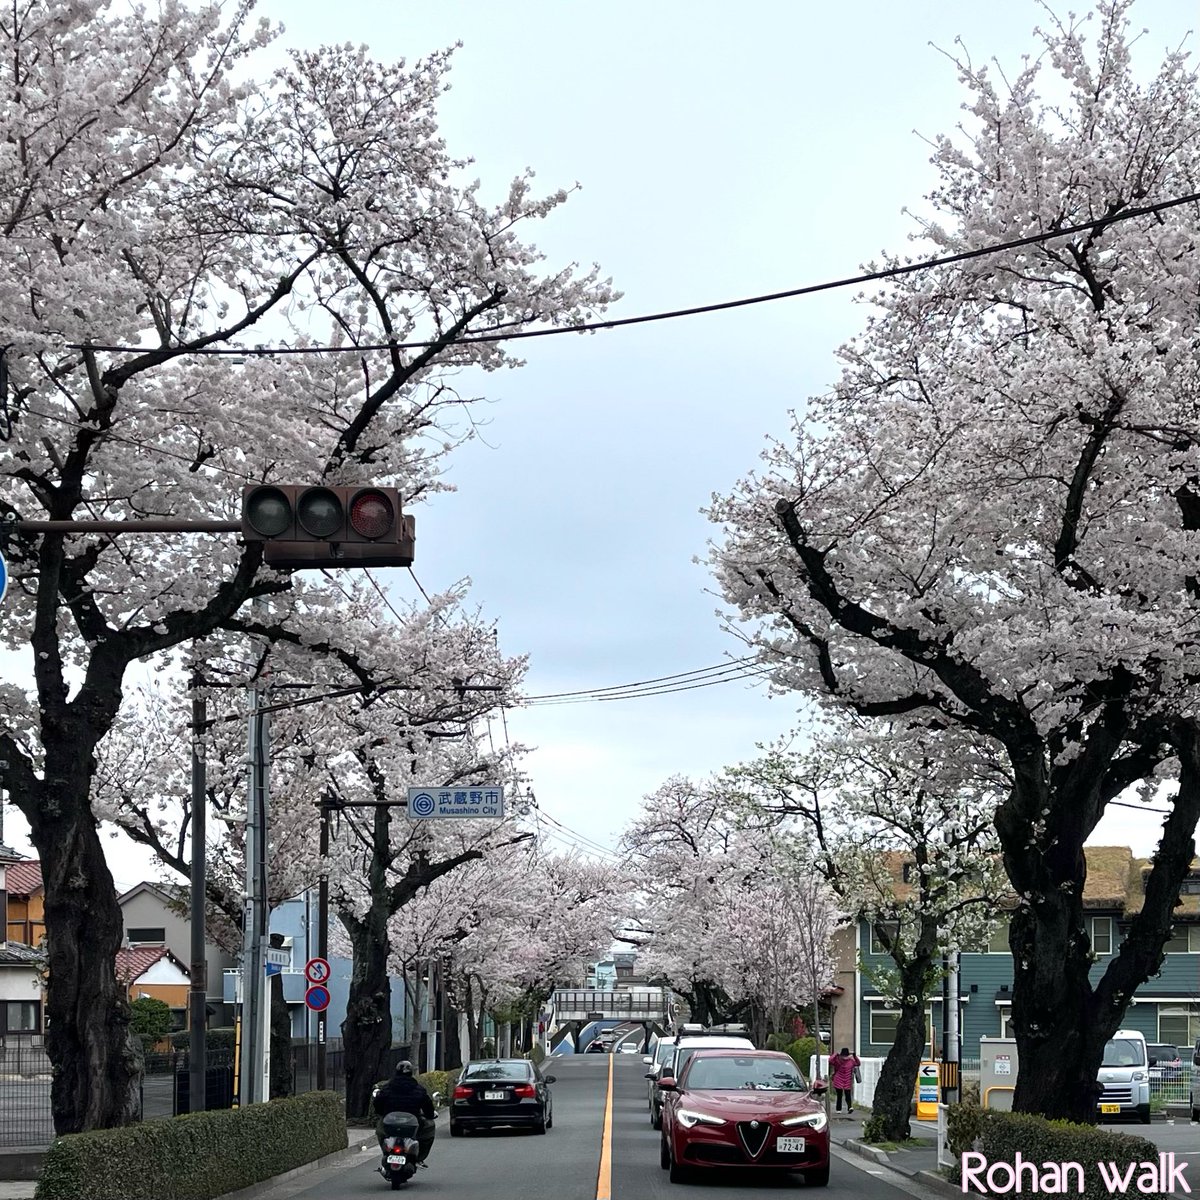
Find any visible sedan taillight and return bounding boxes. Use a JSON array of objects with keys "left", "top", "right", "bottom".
[
  {"left": 513, "top": 1084, "right": 537, "bottom": 1099},
  {"left": 453, "top": 1084, "right": 473, "bottom": 1099}
]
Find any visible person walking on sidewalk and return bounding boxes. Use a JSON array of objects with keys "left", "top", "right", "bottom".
[{"left": 829, "top": 1047, "right": 861, "bottom": 1114}]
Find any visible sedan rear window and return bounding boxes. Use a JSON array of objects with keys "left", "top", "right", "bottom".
[
  {"left": 685, "top": 1056, "right": 806, "bottom": 1092},
  {"left": 463, "top": 1062, "right": 531, "bottom": 1081}
]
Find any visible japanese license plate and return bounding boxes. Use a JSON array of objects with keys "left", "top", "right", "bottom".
[
  {"left": 776, "top": 1136, "right": 808, "bottom": 1154},
  {"left": 484, "top": 1090, "right": 507, "bottom": 1100},
  {"left": 1100, "top": 1104, "right": 1120, "bottom": 1114},
  {"left": 387, "top": 1154, "right": 406, "bottom": 1165}
]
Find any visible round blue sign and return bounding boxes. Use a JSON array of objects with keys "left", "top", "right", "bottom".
[
  {"left": 305, "top": 984, "right": 331, "bottom": 1012},
  {"left": 410, "top": 791, "right": 436, "bottom": 817}
]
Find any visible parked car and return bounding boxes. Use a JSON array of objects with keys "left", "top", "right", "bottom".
[
  {"left": 1096, "top": 1029, "right": 1151, "bottom": 1124},
  {"left": 1191, "top": 1037, "right": 1200, "bottom": 1123},
  {"left": 449, "top": 1058, "right": 556, "bottom": 1136},
  {"left": 645, "top": 1035, "right": 678, "bottom": 1124},
  {"left": 658, "top": 1048, "right": 830, "bottom": 1187},
  {"left": 652, "top": 1033, "right": 755, "bottom": 1130},
  {"left": 1146, "top": 1043, "right": 1183, "bottom": 1081}
]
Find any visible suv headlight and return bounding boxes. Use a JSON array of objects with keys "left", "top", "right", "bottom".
[
  {"left": 781, "top": 1111, "right": 828, "bottom": 1132},
  {"left": 676, "top": 1108, "right": 726, "bottom": 1128}
]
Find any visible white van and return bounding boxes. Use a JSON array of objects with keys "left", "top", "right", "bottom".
[{"left": 1097, "top": 1029, "right": 1151, "bottom": 1125}]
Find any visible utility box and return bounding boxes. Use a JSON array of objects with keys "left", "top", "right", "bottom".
[{"left": 979, "top": 1037, "right": 1018, "bottom": 1110}]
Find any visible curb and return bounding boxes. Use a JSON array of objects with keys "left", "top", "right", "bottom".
[
  {"left": 215, "top": 1130, "right": 378, "bottom": 1200},
  {"left": 917, "top": 1168, "right": 968, "bottom": 1199},
  {"left": 840, "top": 1138, "right": 892, "bottom": 1168}
]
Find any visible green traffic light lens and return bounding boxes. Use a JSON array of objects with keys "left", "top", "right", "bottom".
[
  {"left": 246, "top": 487, "right": 291, "bottom": 538},
  {"left": 297, "top": 487, "right": 343, "bottom": 539}
]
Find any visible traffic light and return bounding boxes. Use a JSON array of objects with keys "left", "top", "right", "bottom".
[{"left": 240, "top": 485, "right": 415, "bottom": 569}]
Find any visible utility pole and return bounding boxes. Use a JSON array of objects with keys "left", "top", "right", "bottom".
[
  {"left": 188, "top": 669, "right": 208, "bottom": 1113},
  {"left": 941, "top": 949, "right": 960, "bottom": 1103},
  {"left": 239, "top": 684, "right": 270, "bottom": 1106},
  {"left": 316, "top": 797, "right": 331, "bottom": 1090}
]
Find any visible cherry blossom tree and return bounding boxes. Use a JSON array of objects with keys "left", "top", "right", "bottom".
[
  {"left": 0, "top": 0, "right": 613, "bottom": 1131},
  {"left": 622, "top": 775, "right": 837, "bottom": 1038},
  {"left": 709, "top": 2, "right": 1200, "bottom": 1120},
  {"left": 726, "top": 721, "right": 1005, "bottom": 1139},
  {"left": 98, "top": 583, "right": 534, "bottom": 1118}
]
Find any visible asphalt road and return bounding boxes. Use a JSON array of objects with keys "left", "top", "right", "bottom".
[{"left": 254, "top": 1056, "right": 936, "bottom": 1200}]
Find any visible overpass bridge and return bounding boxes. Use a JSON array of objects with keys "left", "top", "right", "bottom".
[{"left": 547, "top": 989, "right": 678, "bottom": 1052}]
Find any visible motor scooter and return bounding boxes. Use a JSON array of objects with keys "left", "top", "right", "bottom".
[{"left": 378, "top": 1111, "right": 421, "bottom": 1190}]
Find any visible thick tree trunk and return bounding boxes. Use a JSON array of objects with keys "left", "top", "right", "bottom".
[
  {"left": 341, "top": 911, "right": 393, "bottom": 1119},
  {"left": 997, "top": 751, "right": 1200, "bottom": 1123},
  {"left": 868, "top": 967, "right": 930, "bottom": 1143},
  {"left": 36, "top": 798, "right": 142, "bottom": 1133},
  {"left": 443, "top": 1003, "right": 462, "bottom": 1068}
]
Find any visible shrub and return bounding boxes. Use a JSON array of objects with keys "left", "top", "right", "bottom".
[
  {"left": 129, "top": 998, "right": 172, "bottom": 1049},
  {"left": 36, "top": 1091, "right": 346, "bottom": 1200},
  {"left": 169, "top": 1028, "right": 236, "bottom": 1052},
  {"left": 785, "top": 1037, "right": 827, "bottom": 1076},
  {"left": 526, "top": 1044, "right": 546, "bottom": 1066},
  {"left": 480, "top": 1038, "right": 496, "bottom": 1056},
  {"left": 415, "top": 1069, "right": 460, "bottom": 1108},
  {"left": 765, "top": 1032, "right": 792, "bottom": 1052},
  {"left": 954, "top": 1110, "right": 1161, "bottom": 1200},
  {"left": 946, "top": 1095, "right": 985, "bottom": 1158}
]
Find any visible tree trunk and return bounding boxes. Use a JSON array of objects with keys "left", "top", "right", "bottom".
[
  {"left": 996, "top": 748, "right": 1200, "bottom": 1123},
  {"left": 868, "top": 962, "right": 932, "bottom": 1143},
  {"left": 341, "top": 911, "right": 393, "bottom": 1119},
  {"left": 443, "top": 1002, "right": 462, "bottom": 1069},
  {"left": 35, "top": 798, "right": 142, "bottom": 1133}
]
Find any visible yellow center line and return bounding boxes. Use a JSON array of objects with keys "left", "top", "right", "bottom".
[{"left": 596, "top": 1051, "right": 614, "bottom": 1200}]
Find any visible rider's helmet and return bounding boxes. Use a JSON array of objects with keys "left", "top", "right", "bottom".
[{"left": 395, "top": 1060, "right": 415, "bottom": 1077}]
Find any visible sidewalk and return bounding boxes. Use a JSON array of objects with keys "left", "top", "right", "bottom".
[{"left": 830, "top": 1113, "right": 952, "bottom": 1192}]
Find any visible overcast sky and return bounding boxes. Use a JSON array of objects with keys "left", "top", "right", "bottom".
[{"left": 3, "top": 0, "right": 1194, "bottom": 886}]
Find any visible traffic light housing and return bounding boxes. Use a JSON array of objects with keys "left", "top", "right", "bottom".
[{"left": 241, "top": 485, "right": 415, "bottom": 570}]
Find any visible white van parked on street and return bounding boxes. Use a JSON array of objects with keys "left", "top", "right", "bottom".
[{"left": 1097, "top": 1029, "right": 1151, "bottom": 1125}]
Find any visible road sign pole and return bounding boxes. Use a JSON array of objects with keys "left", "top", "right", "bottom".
[{"left": 317, "top": 799, "right": 330, "bottom": 1090}]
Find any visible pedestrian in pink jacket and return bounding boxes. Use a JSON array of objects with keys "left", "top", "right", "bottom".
[{"left": 829, "top": 1047, "right": 861, "bottom": 1114}]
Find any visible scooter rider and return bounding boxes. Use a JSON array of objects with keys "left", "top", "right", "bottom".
[{"left": 373, "top": 1061, "right": 436, "bottom": 1165}]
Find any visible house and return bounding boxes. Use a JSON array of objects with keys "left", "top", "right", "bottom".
[
  {"left": 118, "top": 881, "right": 236, "bottom": 1028},
  {"left": 4, "top": 858, "right": 44, "bottom": 948},
  {"left": 855, "top": 846, "right": 1200, "bottom": 1060},
  {"left": 0, "top": 850, "right": 47, "bottom": 1041},
  {"left": 221, "top": 890, "right": 408, "bottom": 1041},
  {"left": 117, "top": 945, "right": 191, "bottom": 1033}
]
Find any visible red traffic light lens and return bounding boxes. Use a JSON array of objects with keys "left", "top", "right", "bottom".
[
  {"left": 297, "top": 488, "right": 343, "bottom": 538},
  {"left": 350, "top": 490, "right": 395, "bottom": 540},
  {"left": 246, "top": 487, "right": 291, "bottom": 538}
]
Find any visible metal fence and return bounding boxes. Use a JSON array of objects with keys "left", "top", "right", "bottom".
[
  {"left": 0, "top": 1037, "right": 407, "bottom": 1147},
  {"left": 1151, "top": 1064, "right": 1193, "bottom": 1107}
]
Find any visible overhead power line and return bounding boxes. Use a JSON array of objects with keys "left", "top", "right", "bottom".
[
  {"left": 521, "top": 661, "right": 774, "bottom": 706},
  {"left": 56, "top": 190, "right": 1200, "bottom": 358}
]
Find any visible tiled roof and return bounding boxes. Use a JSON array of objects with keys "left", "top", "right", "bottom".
[
  {"left": 115, "top": 945, "right": 187, "bottom": 984},
  {"left": 0, "top": 941, "right": 45, "bottom": 967},
  {"left": 4, "top": 860, "right": 43, "bottom": 896}
]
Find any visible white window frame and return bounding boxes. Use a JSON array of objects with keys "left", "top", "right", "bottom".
[
  {"left": 1163, "top": 925, "right": 1200, "bottom": 954},
  {"left": 1090, "top": 916, "right": 1113, "bottom": 956},
  {"left": 1156, "top": 1003, "right": 1200, "bottom": 1047},
  {"left": 869, "top": 1006, "right": 900, "bottom": 1046},
  {"left": 998, "top": 1006, "right": 1014, "bottom": 1038}
]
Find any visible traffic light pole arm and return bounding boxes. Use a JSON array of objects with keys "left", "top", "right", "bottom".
[{"left": 16, "top": 519, "right": 241, "bottom": 533}]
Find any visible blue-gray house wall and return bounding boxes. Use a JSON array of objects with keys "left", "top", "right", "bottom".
[
  {"left": 223, "top": 891, "right": 409, "bottom": 1042},
  {"left": 857, "top": 916, "right": 1200, "bottom": 1059}
]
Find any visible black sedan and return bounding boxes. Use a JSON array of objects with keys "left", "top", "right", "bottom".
[{"left": 450, "top": 1059, "right": 555, "bottom": 1135}]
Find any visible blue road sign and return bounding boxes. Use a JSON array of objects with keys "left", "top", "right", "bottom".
[
  {"left": 305, "top": 984, "right": 331, "bottom": 1012},
  {"left": 406, "top": 785, "right": 505, "bottom": 820},
  {"left": 0, "top": 548, "right": 7, "bottom": 605}
]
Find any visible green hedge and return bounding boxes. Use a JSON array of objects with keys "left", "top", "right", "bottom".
[
  {"left": 36, "top": 1092, "right": 346, "bottom": 1200},
  {"left": 415, "top": 1069, "right": 459, "bottom": 1107},
  {"left": 955, "top": 1110, "right": 1162, "bottom": 1200}
]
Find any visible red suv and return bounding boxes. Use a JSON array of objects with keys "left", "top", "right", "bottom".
[{"left": 659, "top": 1049, "right": 830, "bottom": 1187}]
